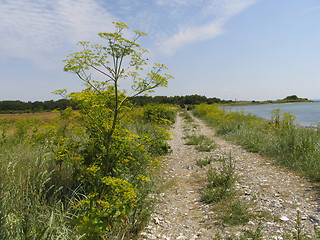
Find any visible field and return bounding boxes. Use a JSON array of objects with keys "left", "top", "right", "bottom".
[
  {"left": 0, "top": 111, "right": 60, "bottom": 122},
  {"left": 0, "top": 105, "right": 176, "bottom": 239}
]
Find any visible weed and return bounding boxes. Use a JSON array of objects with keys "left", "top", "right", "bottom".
[
  {"left": 201, "top": 154, "right": 235, "bottom": 204},
  {"left": 241, "top": 223, "right": 264, "bottom": 239},
  {"left": 196, "top": 156, "right": 213, "bottom": 167},
  {"left": 185, "top": 134, "right": 216, "bottom": 152},
  {"left": 180, "top": 110, "right": 194, "bottom": 122},
  {"left": 0, "top": 103, "right": 175, "bottom": 239},
  {"left": 219, "top": 199, "right": 251, "bottom": 226}
]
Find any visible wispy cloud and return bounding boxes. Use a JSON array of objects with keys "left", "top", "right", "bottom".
[
  {"left": 0, "top": 0, "right": 258, "bottom": 67},
  {"left": 157, "top": 0, "right": 258, "bottom": 55},
  {"left": 0, "top": 0, "right": 116, "bottom": 69}
]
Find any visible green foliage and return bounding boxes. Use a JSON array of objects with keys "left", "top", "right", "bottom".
[
  {"left": 0, "top": 99, "right": 75, "bottom": 113},
  {"left": 195, "top": 156, "right": 213, "bottom": 167},
  {"left": 143, "top": 104, "right": 175, "bottom": 124},
  {"left": 185, "top": 134, "right": 216, "bottom": 152},
  {"left": 240, "top": 223, "right": 264, "bottom": 239},
  {"left": 180, "top": 110, "right": 194, "bottom": 122},
  {"left": 72, "top": 176, "right": 137, "bottom": 238},
  {"left": 194, "top": 104, "right": 320, "bottom": 181},
  {"left": 219, "top": 199, "right": 251, "bottom": 226},
  {"left": 0, "top": 21, "right": 174, "bottom": 239},
  {"left": 201, "top": 154, "right": 252, "bottom": 228},
  {"left": 0, "top": 104, "right": 173, "bottom": 239},
  {"left": 201, "top": 155, "right": 235, "bottom": 204},
  {"left": 0, "top": 132, "right": 78, "bottom": 239},
  {"left": 57, "top": 21, "right": 174, "bottom": 238},
  {"left": 130, "top": 94, "right": 228, "bottom": 106}
]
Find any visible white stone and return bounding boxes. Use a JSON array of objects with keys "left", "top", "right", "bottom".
[{"left": 280, "top": 216, "right": 290, "bottom": 222}]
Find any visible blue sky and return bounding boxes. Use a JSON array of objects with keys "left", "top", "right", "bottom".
[{"left": 0, "top": 0, "right": 319, "bottom": 101}]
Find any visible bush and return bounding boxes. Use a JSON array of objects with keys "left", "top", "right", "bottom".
[
  {"left": 143, "top": 104, "right": 176, "bottom": 124},
  {"left": 0, "top": 103, "right": 175, "bottom": 239}
]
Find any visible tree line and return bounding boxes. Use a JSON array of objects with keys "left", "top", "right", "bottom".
[
  {"left": 0, "top": 95, "right": 233, "bottom": 113},
  {"left": 129, "top": 94, "right": 233, "bottom": 106},
  {"left": 0, "top": 99, "right": 76, "bottom": 113}
]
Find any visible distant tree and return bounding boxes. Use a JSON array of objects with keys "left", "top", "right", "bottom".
[
  {"left": 207, "top": 97, "right": 221, "bottom": 104},
  {"left": 284, "top": 95, "right": 299, "bottom": 101}
]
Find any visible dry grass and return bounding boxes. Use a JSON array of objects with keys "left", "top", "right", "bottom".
[{"left": 0, "top": 111, "right": 60, "bottom": 122}]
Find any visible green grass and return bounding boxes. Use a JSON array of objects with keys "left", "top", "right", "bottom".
[
  {"left": 201, "top": 154, "right": 235, "bottom": 204},
  {"left": 201, "top": 154, "right": 252, "bottom": 228},
  {"left": 0, "top": 138, "right": 77, "bottom": 239},
  {"left": 195, "top": 156, "right": 213, "bottom": 167},
  {"left": 180, "top": 110, "right": 194, "bottom": 122},
  {"left": 193, "top": 103, "right": 320, "bottom": 181},
  {"left": 219, "top": 199, "right": 252, "bottom": 226},
  {"left": 0, "top": 106, "right": 175, "bottom": 239},
  {"left": 184, "top": 134, "right": 216, "bottom": 152}
]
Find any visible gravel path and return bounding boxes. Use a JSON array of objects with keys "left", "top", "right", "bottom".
[{"left": 139, "top": 112, "right": 320, "bottom": 239}]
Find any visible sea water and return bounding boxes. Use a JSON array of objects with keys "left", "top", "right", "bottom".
[{"left": 230, "top": 102, "right": 320, "bottom": 127}]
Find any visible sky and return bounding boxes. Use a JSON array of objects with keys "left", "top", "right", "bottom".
[{"left": 0, "top": 0, "right": 319, "bottom": 101}]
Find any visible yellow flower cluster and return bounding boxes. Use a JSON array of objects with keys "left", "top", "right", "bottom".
[
  {"left": 137, "top": 174, "right": 151, "bottom": 182},
  {"left": 101, "top": 177, "right": 137, "bottom": 202}
]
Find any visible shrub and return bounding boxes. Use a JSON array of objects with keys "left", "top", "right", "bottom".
[{"left": 143, "top": 104, "right": 176, "bottom": 124}]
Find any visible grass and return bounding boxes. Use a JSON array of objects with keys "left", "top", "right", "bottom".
[
  {"left": 184, "top": 134, "right": 216, "bottom": 152},
  {"left": 0, "top": 111, "right": 60, "bottom": 122},
  {"left": 193, "top": 103, "right": 320, "bottom": 181},
  {"left": 195, "top": 156, "right": 213, "bottom": 167},
  {"left": 218, "top": 199, "right": 252, "bottom": 226},
  {"left": 0, "top": 106, "right": 175, "bottom": 239},
  {"left": 201, "top": 154, "right": 235, "bottom": 204},
  {"left": 0, "top": 135, "right": 78, "bottom": 239},
  {"left": 201, "top": 154, "right": 253, "bottom": 232},
  {"left": 180, "top": 110, "right": 194, "bottom": 122}
]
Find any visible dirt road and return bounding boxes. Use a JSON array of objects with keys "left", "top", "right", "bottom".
[{"left": 139, "top": 112, "right": 320, "bottom": 239}]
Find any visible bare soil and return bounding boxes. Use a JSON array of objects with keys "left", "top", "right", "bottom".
[{"left": 139, "top": 112, "right": 320, "bottom": 239}]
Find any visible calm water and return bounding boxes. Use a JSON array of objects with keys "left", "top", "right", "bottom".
[{"left": 230, "top": 102, "right": 320, "bottom": 127}]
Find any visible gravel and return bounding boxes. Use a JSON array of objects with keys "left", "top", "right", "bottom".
[{"left": 139, "top": 112, "right": 320, "bottom": 239}]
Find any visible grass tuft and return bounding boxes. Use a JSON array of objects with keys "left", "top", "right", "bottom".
[
  {"left": 201, "top": 154, "right": 235, "bottom": 204},
  {"left": 185, "top": 134, "right": 216, "bottom": 152},
  {"left": 195, "top": 156, "right": 213, "bottom": 167}
]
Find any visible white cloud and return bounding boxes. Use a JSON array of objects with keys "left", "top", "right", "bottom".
[
  {"left": 160, "top": 21, "right": 225, "bottom": 56},
  {"left": 0, "top": 0, "right": 116, "bottom": 69},
  {"left": 157, "top": 0, "right": 258, "bottom": 56},
  {"left": 0, "top": 0, "right": 259, "bottom": 67}
]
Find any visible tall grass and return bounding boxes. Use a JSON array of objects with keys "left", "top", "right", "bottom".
[
  {"left": 193, "top": 104, "right": 320, "bottom": 181},
  {"left": 0, "top": 105, "right": 175, "bottom": 239},
  {"left": 0, "top": 132, "right": 78, "bottom": 239}
]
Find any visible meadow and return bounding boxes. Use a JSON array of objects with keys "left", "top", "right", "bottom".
[
  {"left": 0, "top": 104, "right": 175, "bottom": 239},
  {"left": 193, "top": 104, "right": 320, "bottom": 182}
]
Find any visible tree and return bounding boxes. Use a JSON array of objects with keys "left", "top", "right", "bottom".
[
  {"left": 62, "top": 22, "right": 173, "bottom": 175},
  {"left": 284, "top": 95, "right": 298, "bottom": 101}
]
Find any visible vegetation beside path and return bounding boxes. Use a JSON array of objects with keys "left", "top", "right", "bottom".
[
  {"left": 193, "top": 103, "right": 320, "bottom": 181},
  {"left": 0, "top": 21, "right": 175, "bottom": 239},
  {"left": 139, "top": 110, "right": 320, "bottom": 239},
  {"left": 0, "top": 104, "right": 175, "bottom": 239}
]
